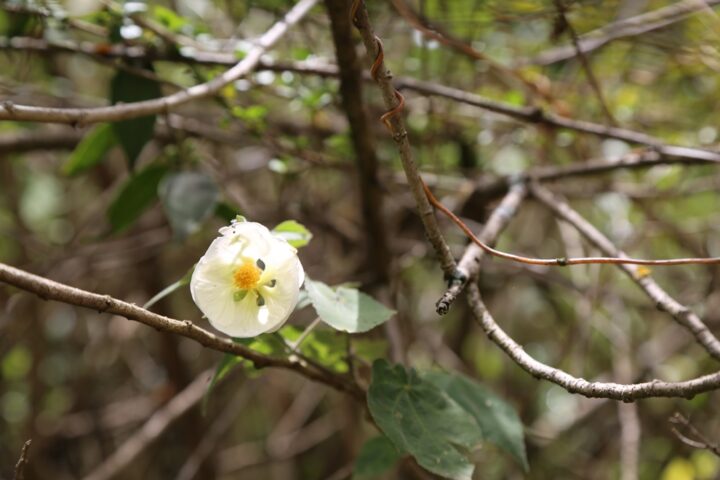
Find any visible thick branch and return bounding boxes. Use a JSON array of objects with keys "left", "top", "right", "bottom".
[
  {"left": 0, "top": 262, "right": 363, "bottom": 399},
  {"left": 0, "top": 0, "right": 318, "bottom": 124}
]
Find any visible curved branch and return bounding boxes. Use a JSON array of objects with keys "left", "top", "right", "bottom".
[
  {"left": 0, "top": 0, "right": 318, "bottom": 125},
  {"left": 467, "top": 283, "right": 720, "bottom": 400},
  {"left": 0, "top": 262, "right": 364, "bottom": 400}
]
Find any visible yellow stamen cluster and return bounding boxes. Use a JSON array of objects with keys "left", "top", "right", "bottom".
[{"left": 233, "top": 260, "right": 261, "bottom": 290}]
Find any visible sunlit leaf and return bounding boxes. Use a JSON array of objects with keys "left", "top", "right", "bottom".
[
  {"left": 305, "top": 279, "right": 394, "bottom": 333},
  {"left": 272, "top": 220, "right": 312, "bottom": 248}
]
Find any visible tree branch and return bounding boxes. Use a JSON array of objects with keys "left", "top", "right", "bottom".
[
  {"left": 0, "top": 0, "right": 318, "bottom": 124},
  {"left": 466, "top": 282, "right": 720, "bottom": 400},
  {"left": 0, "top": 262, "right": 364, "bottom": 399}
]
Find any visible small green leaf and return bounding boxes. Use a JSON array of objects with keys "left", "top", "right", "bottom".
[
  {"left": 143, "top": 265, "right": 194, "bottom": 309},
  {"left": 423, "top": 372, "right": 528, "bottom": 471},
  {"left": 353, "top": 435, "right": 401, "bottom": 479},
  {"left": 110, "top": 69, "right": 162, "bottom": 169},
  {"left": 62, "top": 123, "right": 117, "bottom": 176},
  {"left": 272, "top": 220, "right": 313, "bottom": 248},
  {"left": 305, "top": 279, "right": 394, "bottom": 333},
  {"left": 368, "top": 360, "right": 482, "bottom": 480},
  {"left": 107, "top": 164, "right": 169, "bottom": 233},
  {"left": 159, "top": 171, "right": 219, "bottom": 240}
]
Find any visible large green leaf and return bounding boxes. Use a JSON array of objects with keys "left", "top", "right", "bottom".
[
  {"left": 305, "top": 278, "right": 394, "bottom": 333},
  {"left": 62, "top": 123, "right": 117, "bottom": 176},
  {"left": 424, "top": 372, "right": 528, "bottom": 471},
  {"left": 272, "top": 220, "right": 312, "bottom": 248},
  {"left": 107, "top": 164, "right": 169, "bottom": 233},
  {"left": 353, "top": 435, "right": 401, "bottom": 479},
  {"left": 367, "top": 360, "right": 482, "bottom": 480},
  {"left": 159, "top": 171, "right": 219, "bottom": 240},
  {"left": 110, "top": 69, "right": 162, "bottom": 169}
]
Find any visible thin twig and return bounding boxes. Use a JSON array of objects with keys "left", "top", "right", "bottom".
[
  {"left": 0, "top": 262, "right": 364, "bottom": 399},
  {"left": 13, "top": 439, "right": 32, "bottom": 480},
  {"left": 423, "top": 178, "right": 720, "bottom": 268},
  {"left": 0, "top": 0, "right": 319, "bottom": 124},
  {"left": 553, "top": 0, "right": 617, "bottom": 125},
  {"left": 669, "top": 412, "right": 720, "bottom": 457}
]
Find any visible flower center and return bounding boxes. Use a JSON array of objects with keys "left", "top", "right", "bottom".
[{"left": 233, "top": 260, "right": 261, "bottom": 290}]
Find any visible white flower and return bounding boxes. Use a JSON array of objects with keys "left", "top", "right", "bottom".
[{"left": 190, "top": 220, "right": 305, "bottom": 338}]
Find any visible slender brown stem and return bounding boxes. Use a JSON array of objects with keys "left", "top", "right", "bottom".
[
  {"left": 423, "top": 178, "right": 720, "bottom": 268},
  {"left": 0, "top": 262, "right": 364, "bottom": 399}
]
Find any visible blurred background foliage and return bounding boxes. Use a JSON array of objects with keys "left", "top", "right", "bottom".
[{"left": 1, "top": 0, "right": 720, "bottom": 478}]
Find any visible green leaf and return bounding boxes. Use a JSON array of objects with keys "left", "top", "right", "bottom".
[
  {"left": 143, "top": 265, "right": 194, "bottom": 309},
  {"left": 423, "top": 372, "right": 528, "bottom": 471},
  {"left": 159, "top": 172, "right": 219, "bottom": 240},
  {"left": 272, "top": 220, "right": 313, "bottom": 248},
  {"left": 305, "top": 279, "right": 394, "bottom": 333},
  {"left": 107, "top": 164, "right": 169, "bottom": 233},
  {"left": 62, "top": 123, "right": 117, "bottom": 176},
  {"left": 110, "top": 69, "right": 162, "bottom": 169},
  {"left": 353, "top": 435, "right": 401, "bottom": 479},
  {"left": 367, "top": 360, "right": 482, "bottom": 480},
  {"left": 279, "top": 326, "right": 348, "bottom": 373}
]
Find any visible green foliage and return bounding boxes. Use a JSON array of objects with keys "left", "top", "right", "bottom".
[
  {"left": 304, "top": 279, "right": 395, "bottom": 333},
  {"left": 423, "top": 372, "right": 528, "bottom": 471},
  {"left": 62, "top": 123, "right": 117, "bottom": 176},
  {"left": 272, "top": 220, "right": 313, "bottom": 248},
  {"left": 109, "top": 69, "right": 162, "bottom": 169},
  {"left": 353, "top": 435, "right": 401, "bottom": 479},
  {"left": 107, "top": 163, "right": 169, "bottom": 233},
  {"left": 280, "top": 326, "right": 348, "bottom": 373},
  {"left": 367, "top": 360, "right": 483, "bottom": 480},
  {"left": 159, "top": 171, "right": 219, "bottom": 240}
]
